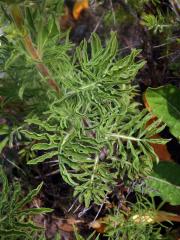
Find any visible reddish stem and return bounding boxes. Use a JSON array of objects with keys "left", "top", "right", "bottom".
[{"left": 10, "top": 5, "right": 60, "bottom": 94}]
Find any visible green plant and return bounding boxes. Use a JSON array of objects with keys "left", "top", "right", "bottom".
[
  {"left": 74, "top": 228, "right": 100, "bottom": 240},
  {"left": 141, "top": 12, "right": 171, "bottom": 33},
  {"left": 145, "top": 85, "right": 180, "bottom": 140},
  {"left": 0, "top": 167, "right": 52, "bottom": 239},
  {"left": 18, "top": 34, "right": 168, "bottom": 208},
  {"left": 0, "top": 1, "right": 168, "bottom": 209},
  {"left": 90, "top": 197, "right": 167, "bottom": 240},
  {"left": 126, "top": 0, "right": 160, "bottom": 11},
  {"left": 0, "top": 1, "right": 177, "bottom": 239},
  {"left": 145, "top": 161, "right": 180, "bottom": 205},
  {"left": 104, "top": 214, "right": 163, "bottom": 240}
]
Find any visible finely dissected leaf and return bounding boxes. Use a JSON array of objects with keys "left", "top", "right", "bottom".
[
  {"left": 16, "top": 32, "right": 168, "bottom": 207},
  {"left": 16, "top": 182, "right": 43, "bottom": 209},
  {"left": 0, "top": 229, "right": 27, "bottom": 237},
  {"left": 25, "top": 118, "right": 55, "bottom": 132},
  {"left": 0, "top": 167, "right": 9, "bottom": 197},
  {"left": 13, "top": 221, "right": 43, "bottom": 230},
  {"left": 141, "top": 12, "right": 168, "bottom": 33},
  {"left": 31, "top": 143, "right": 58, "bottom": 151},
  {"left": 0, "top": 168, "right": 51, "bottom": 239},
  {"left": 143, "top": 116, "right": 171, "bottom": 161},
  {"left": 1, "top": 1, "right": 167, "bottom": 207},
  {"left": 27, "top": 151, "right": 58, "bottom": 164},
  {"left": 145, "top": 162, "right": 180, "bottom": 205},
  {"left": 18, "top": 207, "right": 53, "bottom": 215},
  {"left": 0, "top": 136, "right": 8, "bottom": 153},
  {"left": 21, "top": 130, "right": 48, "bottom": 141},
  {"left": 0, "top": 124, "right": 9, "bottom": 135},
  {"left": 146, "top": 85, "right": 180, "bottom": 139}
]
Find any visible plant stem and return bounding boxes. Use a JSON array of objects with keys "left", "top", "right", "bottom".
[
  {"left": 10, "top": 4, "right": 60, "bottom": 94},
  {"left": 90, "top": 155, "right": 99, "bottom": 184},
  {"left": 108, "top": 133, "right": 143, "bottom": 142}
]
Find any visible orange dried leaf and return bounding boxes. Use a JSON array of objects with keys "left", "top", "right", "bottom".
[
  {"left": 150, "top": 138, "right": 172, "bottom": 161},
  {"left": 89, "top": 219, "right": 106, "bottom": 233},
  {"left": 55, "top": 217, "right": 83, "bottom": 233},
  {"left": 73, "top": 0, "right": 89, "bottom": 20},
  {"left": 143, "top": 94, "right": 172, "bottom": 161},
  {"left": 155, "top": 211, "right": 180, "bottom": 223},
  {"left": 143, "top": 94, "right": 155, "bottom": 117}
]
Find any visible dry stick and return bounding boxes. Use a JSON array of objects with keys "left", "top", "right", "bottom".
[{"left": 10, "top": 5, "right": 60, "bottom": 94}]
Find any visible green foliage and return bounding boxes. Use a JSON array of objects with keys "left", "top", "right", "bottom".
[
  {"left": 146, "top": 85, "right": 180, "bottom": 140},
  {"left": 71, "top": 198, "right": 171, "bottom": 240},
  {"left": 0, "top": 1, "right": 68, "bottom": 113},
  {"left": 126, "top": 0, "right": 160, "bottom": 11},
  {"left": 14, "top": 32, "right": 168, "bottom": 208},
  {"left": 141, "top": 12, "right": 171, "bottom": 33},
  {"left": 0, "top": 1, "right": 167, "bottom": 207},
  {"left": 0, "top": 125, "right": 9, "bottom": 153},
  {"left": 74, "top": 228, "right": 100, "bottom": 240},
  {"left": 103, "top": 6, "right": 133, "bottom": 27},
  {"left": 102, "top": 198, "right": 164, "bottom": 240},
  {"left": 145, "top": 161, "right": 180, "bottom": 205},
  {"left": 0, "top": 0, "right": 24, "bottom": 3},
  {"left": 0, "top": 167, "right": 53, "bottom": 239},
  {"left": 0, "top": 1, "right": 177, "bottom": 239},
  {"left": 152, "top": 161, "right": 180, "bottom": 186}
]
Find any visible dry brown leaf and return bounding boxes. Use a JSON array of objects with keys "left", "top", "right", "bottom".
[{"left": 53, "top": 216, "right": 83, "bottom": 233}]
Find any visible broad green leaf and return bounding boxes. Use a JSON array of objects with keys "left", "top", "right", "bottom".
[
  {"left": 153, "top": 161, "right": 180, "bottom": 185},
  {"left": 145, "top": 161, "right": 180, "bottom": 205},
  {"left": 146, "top": 85, "right": 180, "bottom": 139}
]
